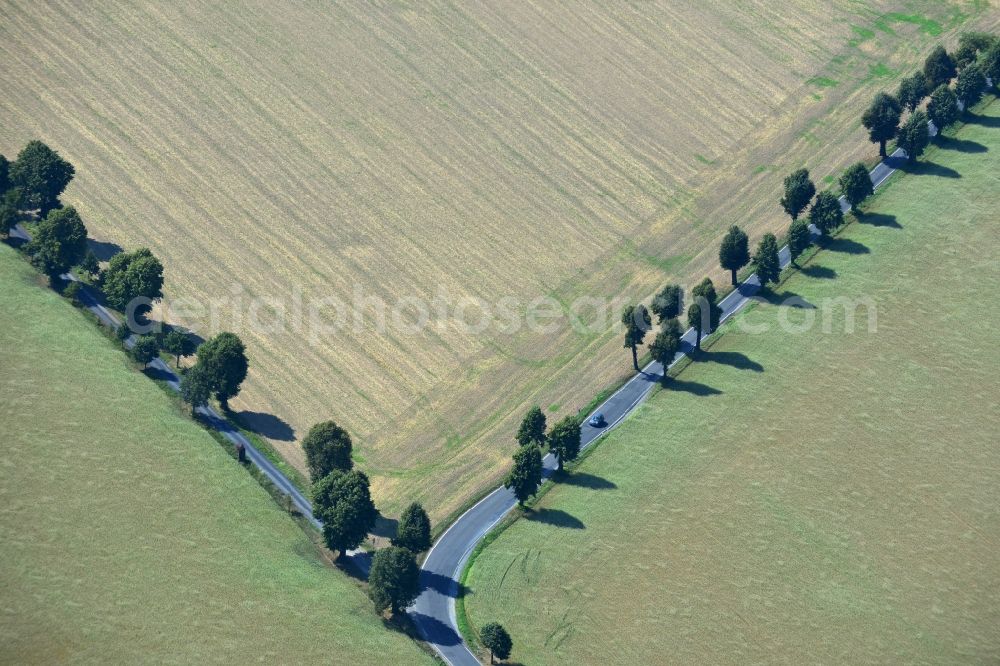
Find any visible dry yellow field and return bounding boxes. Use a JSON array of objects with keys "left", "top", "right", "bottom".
[{"left": 1, "top": 0, "right": 997, "bottom": 520}]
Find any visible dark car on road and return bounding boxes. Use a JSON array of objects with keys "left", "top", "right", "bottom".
[{"left": 588, "top": 412, "right": 606, "bottom": 428}]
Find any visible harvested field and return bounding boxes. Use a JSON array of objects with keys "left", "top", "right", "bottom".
[{"left": 1, "top": 0, "right": 997, "bottom": 519}]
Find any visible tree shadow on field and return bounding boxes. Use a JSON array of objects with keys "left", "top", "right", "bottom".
[
  {"left": 937, "top": 136, "right": 988, "bottom": 153},
  {"left": 372, "top": 515, "right": 399, "bottom": 540},
  {"left": 964, "top": 111, "right": 1000, "bottom": 128},
  {"left": 86, "top": 238, "right": 123, "bottom": 261},
  {"left": 858, "top": 212, "right": 901, "bottom": 229},
  {"left": 559, "top": 471, "right": 617, "bottom": 490},
  {"left": 899, "top": 159, "right": 961, "bottom": 179},
  {"left": 698, "top": 350, "right": 763, "bottom": 372},
  {"left": 818, "top": 236, "right": 870, "bottom": 255},
  {"left": 234, "top": 410, "right": 296, "bottom": 441},
  {"left": 525, "top": 508, "right": 585, "bottom": 530},
  {"left": 800, "top": 264, "right": 838, "bottom": 279},
  {"left": 664, "top": 378, "right": 722, "bottom": 397},
  {"left": 762, "top": 289, "right": 816, "bottom": 309}
]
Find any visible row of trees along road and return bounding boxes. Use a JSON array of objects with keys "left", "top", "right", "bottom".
[
  {"left": 300, "top": 419, "right": 432, "bottom": 616},
  {"left": 505, "top": 407, "right": 583, "bottom": 505}
]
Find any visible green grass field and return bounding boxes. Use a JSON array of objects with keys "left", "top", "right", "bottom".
[
  {"left": 0, "top": 247, "right": 434, "bottom": 664},
  {"left": 463, "top": 97, "right": 1000, "bottom": 664},
  {"left": 2, "top": 1, "right": 996, "bottom": 521}
]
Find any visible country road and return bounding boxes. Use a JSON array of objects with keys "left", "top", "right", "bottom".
[{"left": 9, "top": 89, "right": 976, "bottom": 665}]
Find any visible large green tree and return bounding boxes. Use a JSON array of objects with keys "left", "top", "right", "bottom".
[
  {"left": 162, "top": 329, "right": 195, "bottom": 368},
  {"left": 9, "top": 141, "right": 75, "bottom": 215},
  {"left": 923, "top": 45, "right": 956, "bottom": 89},
  {"left": 180, "top": 365, "right": 212, "bottom": 415},
  {"left": 897, "top": 110, "right": 930, "bottom": 163},
  {"left": 650, "top": 283, "right": 683, "bottom": 324},
  {"left": 0, "top": 198, "right": 17, "bottom": 238},
  {"left": 650, "top": 317, "right": 683, "bottom": 371},
  {"left": 302, "top": 420, "right": 353, "bottom": 480},
  {"left": 196, "top": 332, "right": 249, "bottom": 409},
  {"left": 982, "top": 43, "right": 1000, "bottom": 89},
  {"left": 718, "top": 225, "right": 750, "bottom": 286},
  {"left": 131, "top": 335, "right": 159, "bottom": 368},
  {"left": 955, "top": 63, "right": 986, "bottom": 109},
  {"left": 101, "top": 248, "right": 164, "bottom": 313},
  {"left": 754, "top": 233, "right": 781, "bottom": 288},
  {"left": 504, "top": 443, "right": 542, "bottom": 506},
  {"left": 621, "top": 304, "right": 651, "bottom": 371},
  {"left": 808, "top": 191, "right": 843, "bottom": 235},
  {"left": 896, "top": 72, "right": 928, "bottom": 112},
  {"left": 515, "top": 406, "right": 547, "bottom": 447},
  {"left": 368, "top": 546, "right": 420, "bottom": 615},
  {"left": 838, "top": 163, "right": 873, "bottom": 213},
  {"left": 787, "top": 218, "right": 812, "bottom": 268},
  {"left": 312, "top": 469, "right": 378, "bottom": 557},
  {"left": 28, "top": 206, "right": 88, "bottom": 278},
  {"left": 548, "top": 415, "right": 581, "bottom": 472},
  {"left": 480, "top": 622, "right": 513, "bottom": 664},
  {"left": 779, "top": 169, "right": 816, "bottom": 221},
  {"left": 0, "top": 154, "right": 9, "bottom": 194},
  {"left": 927, "top": 84, "right": 959, "bottom": 133},
  {"left": 691, "top": 277, "right": 721, "bottom": 331},
  {"left": 392, "top": 502, "right": 432, "bottom": 553},
  {"left": 861, "top": 92, "right": 902, "bottom": 157}
]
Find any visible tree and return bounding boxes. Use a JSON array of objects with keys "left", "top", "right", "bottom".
[
  {"left": 650, "top": 283, "right": 683, "bottom": 324},
  {"left": 393, "top": 502, "right": 432, "bottom": 553},
  {"left": 779, "top": 169, "right": 815, "bottom": 221},
  {"left": 79, "top": 250, "right": 99, "bottom": 278},
  {"left": 180, "top": 365, "right": 212, "bottom": 415},
  {"left": 838, "top": 162, "right": 873, "bottom": 213},
  {"left": 196, "top": 332, "right": 249, "bottom": 409},
  {"left": 861, "top": 92, "right": 902, "bottom": 157},
  {"left": 515, "top": 406, "right": 547, "bottom": 447},
  {"left": 787, "top": 219, "right": 812, "bottom": 268},
  {"left": 131, "top": 335, "right": 159, "bottom": 368},
  {"left": 754, "top": 233, "right": 781, "bottom": 288},
  {"left": 0, "top": 154, "right": 8, "bottom": 194},
  {"left": 686, "top": 303, "right": 703, "bottom": 352},
  {"left": 954, "top": 32, "right": 997, "bottom": 69},
  {"left": 923, "top": 45, "right": 956, "bottom": 89},
  {"left": 102, "top": 247, "right": 164, "bottom": 312},
  {"left": 0, "top": 199, "right": 17, "bottom": 238},
  {"left": 368, "top": 546, "right": 420, "bottom": 615},
  {"left": 808, "top": 191, "right": 843, "bottom": 234},
  {"left": 302, "top": 420, "right": 353, "bottom": 480},
  {"left": 982, "top": 42, "right": 1000, "bottom": 89},
  {"left": 897, "top": 110, "right": 930, "bottom": 162},
  {"left": 927, "top": 84, "right": 959, "bottom": 133},
  {"left": 480, "top": 622, "right": 513, "bottom": 664},
  {"left": 62, "top": 280, "right": 83, "bottom": 306},
  {"left": 691, "top": 278, "right": 722, "bottom": 331},
  {"left": 162, "top": 329, "right": 195, "bottom": 368},
  {"left": 718, "top": 225, "right": 750, "bottom": 286},
  {"left": 504, "top": 443, "right": 542, "bottom": 506},
  {"left": 897, "top": 72, "right": 928, "bottom": 112},
  {"left": 9, "top": 141, "right": 75, "bottom": 215},
  {"left": 312, "top": 469, "right": 378, "bottom": 556},
  {"left": 649, "top": 317, "right": 683, "bottom": 371},
  {"left": 955, "top": 63, "right": 986, "bottom": 109},
  {"left": 27, "top": 206, "right": 88, "bottom": 278},
  {"left": 548, "top": 415, "right": 581, "bottom": 472},
  {"left": 621, "top": 304, "right": 651, "bottom": 372}
]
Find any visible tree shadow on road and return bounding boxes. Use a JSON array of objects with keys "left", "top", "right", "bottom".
[
  {"left": 818, "top": 236, "right": 870, "bottom": 255},
  {"left": 233, "top": 410, "right": 296, "bottom": 441},
  {"left": 665, "top": 378, "right": 722, "bottom": 396},
  {"left": 857, "top": 212, "right": 901, "bottom": 229},
  {"left": 421, "top": 570, "right": 467, "bottom": 598},
  {"left": 558, "top": 471, "right": 617, "bottom": 490},
  {"left": 697, "top": 350, "right": 763, "bottom": 372},
  {"left": 142, "top": 365, "right": 176, "bottom": 382},
  {"left": 525, "top": 508, "right": 585, "bottom": 529},
  {"left": 407, "top": 612, "right": 463, "bottom": 646},
  {"left": 800, "top": 264, "right": 838, "bottom": 279},
  {"left": 937, "top": 136, "right": 987, "bottom": 153}
]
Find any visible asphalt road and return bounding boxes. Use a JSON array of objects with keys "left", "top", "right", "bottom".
[{"left": 9, "top": 88, "right": 976, "bottom": 663}]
